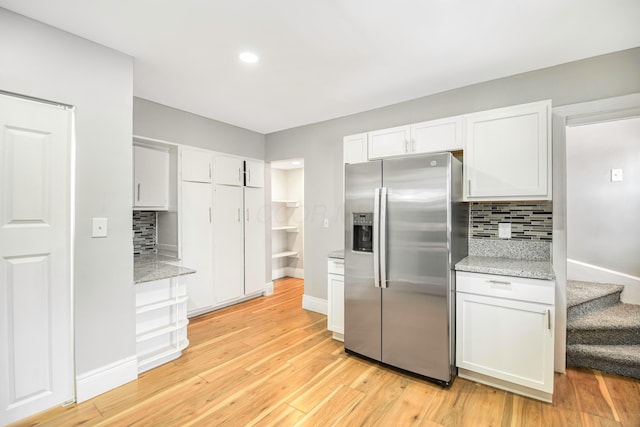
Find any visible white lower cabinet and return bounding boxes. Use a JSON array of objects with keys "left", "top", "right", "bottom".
[
  {"left": 455, "top": 271, "right": 555, "bottom": 402},
  {"left": 135, "top": 276, "right": 189, "bottom": 374},
  {"left": 327, "top": 258, "right": 344, "bottom": 341}
]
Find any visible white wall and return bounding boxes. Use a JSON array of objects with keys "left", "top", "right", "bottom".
[
  {"left": 0, "top": 7, "right": 136, "bottom": 386},
  {"left": 566, "top": 117, "right": 640, "bottom": 277},
  {"left": 266, "top": 47, "right": 640, "bottom": 302}
]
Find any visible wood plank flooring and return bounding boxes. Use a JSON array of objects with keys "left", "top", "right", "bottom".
[{"left": 13, "top": 277, "right": 640, "bottom": 426}]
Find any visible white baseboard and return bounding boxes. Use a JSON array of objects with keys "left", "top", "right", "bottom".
[
  {"left": 302, "top": 294, "right": 327, "bottom": 315},
  {"left": 567, "top": 259, "right": 640, "bottom": 304},
  {"left": 75, "top": 355, "right": 138, "bottom": 403},
  {"left": 272, "top": 267, "right": 304, "bottom": 280},
  {"left": 265, "top": 281, "right": 274, "bottom": 296}
]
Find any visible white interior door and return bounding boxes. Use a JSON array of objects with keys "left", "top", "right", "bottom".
[{"left": 0, "top": 94, "right": 74, "bottom": 425}]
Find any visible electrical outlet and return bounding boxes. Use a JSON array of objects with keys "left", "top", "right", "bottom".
[
  {"left": 498, "top": 222, "right": 511, "bottom": 239},
  {"left": 92, "top": 218, "right": 108, "bottom": 238}
]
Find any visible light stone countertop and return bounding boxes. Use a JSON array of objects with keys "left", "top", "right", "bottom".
[
  {"left": 328, "top": 249, "right": 344, "bottom": 259},
  {"left": 455, "top": 256, "right": 555, "bottom": 281},
  {"left": 134, "top": 254, "right": 196, "bottom": 284}
]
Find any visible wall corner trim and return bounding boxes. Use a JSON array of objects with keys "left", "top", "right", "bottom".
[
  {"left": 75, "top": 355, "right": 138, "bottom": 403},
  {"left": 302, "top": 294, "right": 328, "bottom": 315}
]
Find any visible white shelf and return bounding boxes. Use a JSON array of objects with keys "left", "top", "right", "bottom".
[
  {"left": 272, "top": 226, "right": 298, "bottom": 232},
  {"left": 136, "top": 295, "right": 188, "bottom": 315},
  {"left": 272, "top": 199, "right": 299, "bottom": 208},
  {"left": 137, "top": 339, "right": 189, "bottom": 374},
  {"left": 137, "top": 319, "right": 189, "bottom": 343},
  {"left": 272, "top": 251, "right": 299, "bottom": 259}
]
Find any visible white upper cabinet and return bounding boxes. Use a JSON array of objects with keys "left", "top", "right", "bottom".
[
  {"left": 181, "top": 147, "right": 212, "bottom": 183},
  {"left": 245, "top": 160, "right": 264, "bottom": 188},
  {"left": 463, "top": 100, "right": 551, "bottom": 201},
  {"left": 412, "top": 116, "right": 463, "bottom": 154},
  {"left": 215, "top": 155, "right": 244, "bottom": 186},
  {"left": 367, "top": 125, "right": 411, "bottom": 159},
  {"left": 343, "top": 133, "right": 368, "bottom": 164},
  {"left": 133, "top": 143, "right": 169, "bottom": 210}
]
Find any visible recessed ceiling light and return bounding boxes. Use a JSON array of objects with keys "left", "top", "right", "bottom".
[{"left": 239, "top": 52, "right": 259, "bottom": 64}]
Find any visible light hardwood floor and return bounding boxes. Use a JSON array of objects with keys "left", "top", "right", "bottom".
[{"left": 13, "top": 277, "right": 640, "bottom": 426}]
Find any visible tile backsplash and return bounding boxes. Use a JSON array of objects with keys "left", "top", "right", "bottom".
[
  {"left": 470, "top": 202, "right": 552, "bottom": 241},
  {"left": 133, "top": 211, "right": 157, "bottom": 255}
]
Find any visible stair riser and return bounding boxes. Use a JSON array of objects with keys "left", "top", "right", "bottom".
[
  {"left": 567, "top": 329, "right": 640, "bottom": 345},
  {"left": 567, "top": 292, "right": 622, "bottom": 321},
  {"left": 567, "top": 354, "right": 640, "bottom": 379}
]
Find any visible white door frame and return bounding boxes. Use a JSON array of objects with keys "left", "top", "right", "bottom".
[
  {"left": 0, "top": 91, "right": 75, "bottom": 424},
  {"left": 551, "top": 93, "right": 640, "bottom": 373}
]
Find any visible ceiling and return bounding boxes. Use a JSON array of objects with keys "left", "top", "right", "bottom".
[{"left": 1, "top": 1, "right": 639, "bottom": 134}]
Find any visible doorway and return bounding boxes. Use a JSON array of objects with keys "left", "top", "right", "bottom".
[
  {"left": 270, "top": 159, "right": 304, "bottom": 281},
  {"left": 0, "top": 93, "right": 75, "bottom": 424}
]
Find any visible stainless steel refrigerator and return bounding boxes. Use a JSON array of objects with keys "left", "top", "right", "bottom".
[{"left": 344, "top": 152, "right": 467, "bottom": 385}]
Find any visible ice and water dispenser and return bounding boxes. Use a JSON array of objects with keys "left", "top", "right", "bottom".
[{"left": 352, "top": 213, "right": 373, "bottom": 253}]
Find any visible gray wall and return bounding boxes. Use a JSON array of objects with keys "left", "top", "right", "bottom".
[
  {"left": 266, "top": 47, "right": 640, "bottom": 301},
  {"left": 566, "top": 117, "right": 640, "bottom": 277},
  {"left": 133, "top": 97, "right": 265, "bottom": 159},
  {"left": 0, "top": 9, "right": 136, "bottom": 374}
]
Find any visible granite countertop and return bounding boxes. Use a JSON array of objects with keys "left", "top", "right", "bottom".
[
  {"left": 328, "top": 249, "right": 344, "bottom": 259},
  {"left": 134, "top": 254, "right": 196, "bottom": 284},
  {"left": 455, "top": 256, "right": 555, "bottom": 280}
]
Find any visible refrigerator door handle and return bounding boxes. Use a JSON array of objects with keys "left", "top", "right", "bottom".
[
  {"left": 380, "top": 187, "right": 388, "bottom": 288},
  {"left": 373, "top": 187, "right": 381, "bottom": 288}
]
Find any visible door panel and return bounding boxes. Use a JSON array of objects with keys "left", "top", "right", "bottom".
[
  {"left": 213, "top": 185, "right": 244, "bottom": 303},
  {"left": 381, "top": 153, "right": 452, "bottom": 381},
  {"left": 244, "top": 187, "right": 265, "bottom": 294},
  {"left": 0, "top": 94, "right": 73, "bottom": 425},
  {"left": 344, "top": 161, "right": 382, "bottom": 361}
]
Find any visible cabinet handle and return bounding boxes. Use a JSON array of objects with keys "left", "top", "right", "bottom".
[
  {"left": 468, "top": 180, "right": 471, "bottom": 195},
  {"left": 547, "top": 309, "right": 552, "bottom": 330},
  {"left": 404, "top": 139, "right": 409, "bottom": 153},
  {"left": 208, "top": 164, "right": 211, "bottom": 179},
  {"left": 209, "top": 207, "right": 211, "bottom": 224},
  {"left": 487, "top": 280, "right": 511, "bottom": 286},
  {"left": 137, "top": 183, "right": 141, "bottom": 201},
  {"left": 237, "top": 208, "right": 241, "bottom": 222},
  {"left": 246, "top": 208, "right": 249, "bottom": 222}
]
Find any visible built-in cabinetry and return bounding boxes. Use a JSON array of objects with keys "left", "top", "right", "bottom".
[
  {"left": 133, "top": 141, "right": 170, "bottom": 210},
  {"left": 327, "top": 257, "right": 344, "bottom": 341},
  {"left": 343, "top": 100, "right": 551, "bottom": 201},
  {"left": 271, "top": 200, "right": 299, "bottom": 260},
  {"left": 456, "top": 271, "right": 555, "bottom": 402},
  {"left": 463, "top": 100, "right": 551, "bottom": 201},
  {"left": 213, "top": 154, "right": 266, "bottom": 305},
  {"left": 180, "top": 147, "right": 214, "bottom": 314},
  {"left": 135, "top": 276, "right": 189, "bottom": 373}
]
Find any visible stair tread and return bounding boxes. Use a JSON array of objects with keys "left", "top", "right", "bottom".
[
  {"left": 567, "top": 344, "right": 640, "bottom": 364},
  {"left": 566, "top": 280, "right": 624, "bottom": 308},
  {"left": 568, "top": 302, "right": 640, "bottom": 330}
]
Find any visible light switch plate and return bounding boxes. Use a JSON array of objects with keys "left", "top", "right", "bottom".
[
  {"left": 323, "top": 218, "right": 329, "bottom": 228},
  {"left": 92, "top": 218, "right": 108, "bottom": 238},
  {"left": 611, "top": 168, "right": 623, "bottom": 182},
  {"left": 498, "top": 222, "right": 511, "bottom": 239}
]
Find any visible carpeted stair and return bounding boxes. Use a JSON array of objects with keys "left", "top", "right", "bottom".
[{"left": 566, "top": 280, "right": 640, "bottom": 379}]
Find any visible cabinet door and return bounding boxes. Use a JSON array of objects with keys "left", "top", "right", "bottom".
[
  {"left": 412, "top": 116, "right": 462, "bottom": 154},
  {"left": 133, "top": 144, "right": 169, "bottom": 209},
  {"left": 328, "top": 273, "right": 344, "bottom": 335},
  {"left": 456, "top": 292, "right": 554, "bottom": 393},
  {"left": 245, "top": 160, "right": 264, "bottom": 188},
  {"left": 181, "top": 147, "right": 212, "bottom": 183},
  {"left": 244, "top": 187, "right": 265, "bottom": 294},
  {"left": 367, "top": 125, "right": 411, "bottom": 159},
  {"left": 343, "top": 133, "right": 368, "bottom": 164},
  {"left": 464, "top": 100, "right": 551, "bottom": 200},
  {"left": 181, "top": 181, "right": 214, "bottom": 314},
  {"left": 213, "top": 184, "right": 245, "bottom": 304},
  {"left": 215, "top": 155, "right": 244, "bottom": 186}
]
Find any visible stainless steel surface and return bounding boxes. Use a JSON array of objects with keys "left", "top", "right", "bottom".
[
  {"left": 373, "top": 188, "right": 380, "bottom": 288},
  {"left": 380, "top": 187, "right": 388, "bottom": 289},
  {"left": 345, "top": 160, "right": 382, "bottom": 362},
  {"left": 344, "top": 153, "right": 467, "bottom": 384}
]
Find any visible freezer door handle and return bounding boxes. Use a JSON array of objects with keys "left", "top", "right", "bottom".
[
  {"left": 373, "top": 187, "right": 381, "bottom": 288},
  {"left": 380, "top": 187, "right": 388, "bottom": 288}
]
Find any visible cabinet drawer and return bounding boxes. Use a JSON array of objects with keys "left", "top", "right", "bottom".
[
  {"left": 456, "top": 271, "right": 554, "bottom": 305},
  {"left": 328, "top": 258, "right": 344, "bottom": 275}
]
